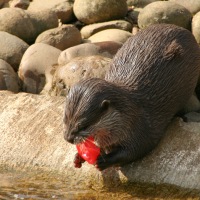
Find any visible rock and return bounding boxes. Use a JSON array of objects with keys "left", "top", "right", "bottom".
[
  {"left": 183, "top": 112, "right": 200, "bottom": 123},
  {"left": 80, "top": 20, "right": 132, "bottom": 39},
  {"left": 58, "top": 41, "right": 122, "bottom": 65},
  {"left": 0, "top": 8, "right": 34, "bottom": 43},
  {"left": 192, "top": 11, "right": 200, "bottom": 45},
  {"left": 183, "top": 94, "right": 200, "bottom": 113},
  {"left": 138, "top": 1, "right": 192, "bottom": 30},
  {"left": 132, "top": 26, "right": 139, "bottom": 35},
  {"left": 50, "top": 56, "right": 111, "bottom": 96},
  {"left": 18, "top": 43, "right": 61, "bottom": 94},
  {"left": 28, "top": 0, "right": 74, "bottom": 23},
  {"left": 125, "top": 8, "right": 142, "bottom": 24},
  {"left": 40, "top": 64, "right": 58, "bottom": 96},
  {"left": 9, "top": 0, "right": 30, "bottom": 9},
  {"left": 28, "top": 9, "right": 59, "bottom": 43},
  {"left": 73, "top": 0, "right": 128, "bottom": 24},
  {"left": 35, "top": 24, "right": 82, "bottom": 51},
  {"left": 0, "top": 0, "right": 9, "bottom": 8},
  {"left": 87, "top": 29, "right": 132, "bottom": 43},
  {"left": 0, "top": 8, "right": 58, "bottom": 44},
  {"left": 169, "top": 0, "right": 200, "bottom": 15},
  {"left": 127, "top": 0, "right": 164, "bottom": 8},
  {"left": 0, "top": 59, "right": 19, "bottom": 92},
  {"left": 0, "top": 31, "right": 29, "bottom": 71},
  {"left": 1, "top": 91, "right": 200, "bottom": 191}
]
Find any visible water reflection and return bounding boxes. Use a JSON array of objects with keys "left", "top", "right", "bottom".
[{"left": 0, "top": 170, "right": 200, "bottom": 200}]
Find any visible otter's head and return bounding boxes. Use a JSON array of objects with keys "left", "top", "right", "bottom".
[{"left": 63, "top": 78, "right": 136, "bottom": 152}]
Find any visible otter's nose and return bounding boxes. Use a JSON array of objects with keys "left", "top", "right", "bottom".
[
  {"left": 64, "top": 129, "right": 78, "bottom": 144},
  {"left": 64, "top": 132, "right": 75, "bottom": 144},
  {"left": 67, "top": 135, "right": 75, "bottom": 143}
]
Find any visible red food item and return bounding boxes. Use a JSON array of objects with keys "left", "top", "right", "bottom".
[{"left": 76, "top": 136, "right": 100, "bottom": 164}]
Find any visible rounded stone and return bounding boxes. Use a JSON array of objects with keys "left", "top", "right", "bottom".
[
  {"left": 28, "top": 9, "right": 59, "bottom": 43},
  {"left": 50, "top": 56, "right": 111, "bottom": 96},
  {"left": 126, "top": 8, "right": 142, "bottom": 25},
  {"left": 0, "top": 8, "right": 35, "bottom": 43},
  {"left": 0, "top": 59, "right": 19, "bottom": 92},
  {"left": 28, "top": 0, "right": 74, "bottom": 23},
  {"left": 169, "top": 0, "right": 200, "bottom": 15},
  {"left": 73, "top": 0, "right": 128, "bottom": 24},
  {"left": 0, "top": 0, "right": 9, "bottom": 7},
  {"left": 18, "top": 43, "right": 61, "bottom": 94},
  {"left": 35, "top": 25, "right": 82, "bottom": 51},
  {"left": 58, "top": 41, "right": 122, "bottom": 65},
  {"left": 87, "top": 29, "right": 132, "bottom": 43},
  {"left": 138, "top": 1, "right": 192, "bottom": 30},
  {"left": 80, "top": 20, "right": 132, "bottom": 39},
  {"left": 192, "top": 11, "right": 200, "bottom": 45},
  {"left": 127, "top": 0, "right": 164, "bottom": 8},
  {"left": 183, "top": 95, "right": 200, "bottom": 114},
  {"left": 0, "top": 8, "right": 58, "bottom": 44},
  {"left": 9, "top": 0, "right": 30, "bottom": 9},
  {"left": 0, "top": 31, "right": 29, "bottom": 71}
]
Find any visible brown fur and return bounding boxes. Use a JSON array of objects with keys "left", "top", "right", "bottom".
[{"left": 64, "top": 24, "right": 200, "bottom": 170}]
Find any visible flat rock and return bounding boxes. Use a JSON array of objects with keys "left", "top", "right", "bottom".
[
  {"left": 81, "top": 20, "right": 132, "bottom": 39},
  {"left": 87, "top": 29, "right": 132, "bottom": 43},
  {"left": 35, "top": 24, "right": 82, "bottom": 51},
  {"left": 0, "top": 59, "right": 19, "bottom": 92},
  {"left": 138, "top": 1, "right": 192, "bottom": 30},
  {"left": 73, "top": 0, "right": 128, "bottom": 24},
  {"left": 0, "top": 31, "right": 29, "bottom": 71},
  {"left": 58, "top": 41, "right": 122, "bottom": 65},
  {"left": 18, "top": 43, "right": 61, "bottom": 94},
  {"left": 0, "top": 91, "right": 200, "bottom": 191}
]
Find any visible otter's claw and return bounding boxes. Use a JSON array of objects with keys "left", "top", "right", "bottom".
[{"left": 74, "top": 153, "right": 85, "bottom": 168}]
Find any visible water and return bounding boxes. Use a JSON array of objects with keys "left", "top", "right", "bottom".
[{"left": 0, "top": 169, "right": 200, "bottom": 200}]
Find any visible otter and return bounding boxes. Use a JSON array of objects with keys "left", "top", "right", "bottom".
[{"left": 63, "top": 24, "right": 200, "bottom": 171}]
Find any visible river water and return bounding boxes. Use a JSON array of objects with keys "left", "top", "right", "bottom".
[{"left": 0, "top": 170, "right": 200, "bottom": 200}]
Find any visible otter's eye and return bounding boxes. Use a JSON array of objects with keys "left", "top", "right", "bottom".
[
  {"left": 77, "top": 123, "right": 86, "bottom": 132},
  {"left": 101, "top": 100, "right": 110, "bottom": 111}
]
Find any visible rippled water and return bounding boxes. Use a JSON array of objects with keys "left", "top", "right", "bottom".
[{"left": 0, "top": 169, "right": 200, "bottom": 200}]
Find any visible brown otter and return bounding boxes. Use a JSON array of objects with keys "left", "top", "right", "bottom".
[{"left": 63, "top": 24, "right": 200, "bottom": 171}]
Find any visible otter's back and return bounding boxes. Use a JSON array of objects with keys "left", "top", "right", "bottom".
[{"left": 106, "top": 24, "right": 200, "bottom": 117}]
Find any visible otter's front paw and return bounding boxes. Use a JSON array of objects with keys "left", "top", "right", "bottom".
[
  {"left": 95, "top": 154, "right": 117, "bottom": 171},
  {"left": 74, "top": 153, "right": 85, "bottom": 168}
]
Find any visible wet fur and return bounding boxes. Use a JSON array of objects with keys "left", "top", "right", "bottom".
[{"left": 64, "top": 24, "right": 200, "bottom": 170}]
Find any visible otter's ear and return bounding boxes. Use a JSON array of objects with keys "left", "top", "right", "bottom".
[{"left": 101, "top": 100, "right": 110, "bottom": 110}]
